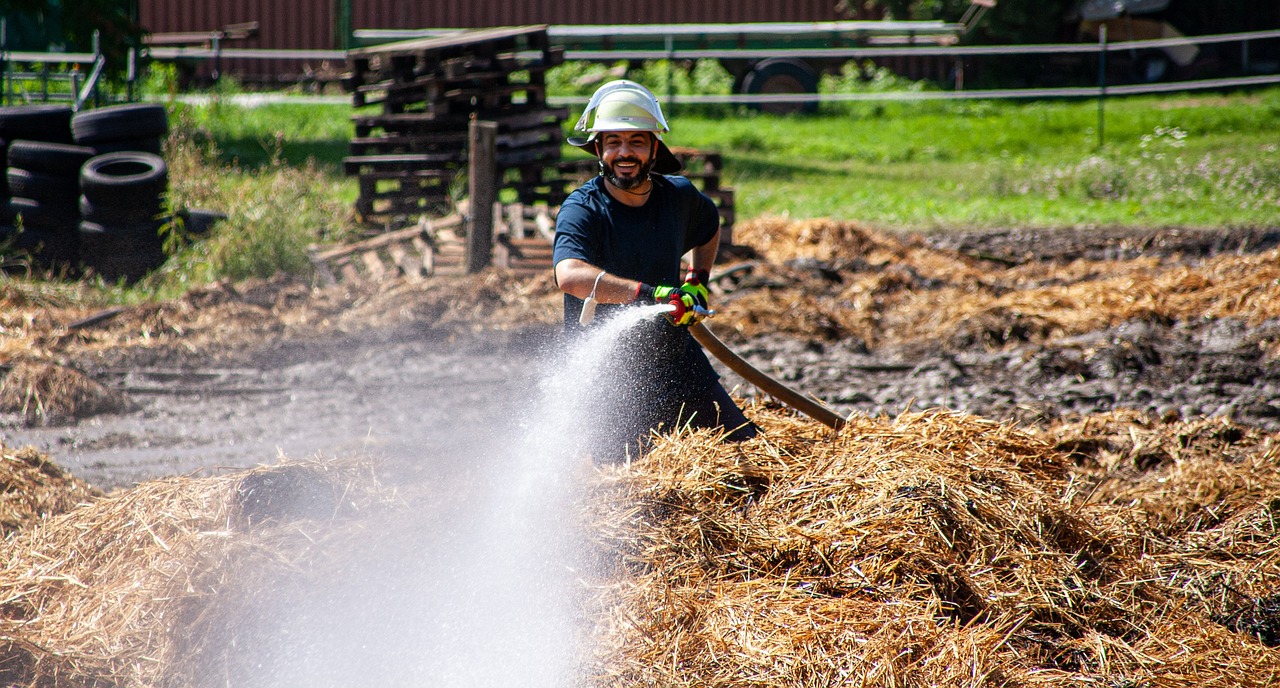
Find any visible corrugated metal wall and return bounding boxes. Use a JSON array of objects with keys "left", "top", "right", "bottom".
[
  {"left": 136, "top": 0, "right": 853, "bottom": 83},
  {"left": 138, "top": 0, "right": 334, "bottom": 49},
  {"left": 137, "top": 0, "right": 336, "bottom": 83},
  {"left": 138, "top": 0, "right": 851, "bottom": 48},
  {"left": 351, "top": 0, "right": 850, "bottom": 29}
]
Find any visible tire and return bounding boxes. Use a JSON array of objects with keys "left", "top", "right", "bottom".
[
  {"left": 7, "top": 168, "right": 79, "bottom": 203},
  {"left": 7, "top": 140, "right": 96, "bottom": 175},
  {"left": 71, "top": 104, "right": 169, "bottom": 145},
  {"left": 89, "top": 136, "right": 164, "bottom": 156},
  {"left": 0, "top": 105, "right": 73, "bottom": 143},
  {"left": 80, "top": 194, "right": 165, "bottom": 226},
  {"left": 1130, "top": 50, "right": 1171, "bottom": 83},
  {"left": 80, "top": 152, "right": 168, "bottom": 206},
  {"left": 741, "top": 59, "right": 820, "bottom": 115},
  {"left": 6, "top": 226, "right": 78, "bottom": 266},
  {"left": 79, "top": 220, "right": 166, "bottom": 283},
  {"left": 179, "top": 208, "right": 228, "bottom": 236},
  {"left": 10, "top": 196, "right": 78, "bottom": 229}
]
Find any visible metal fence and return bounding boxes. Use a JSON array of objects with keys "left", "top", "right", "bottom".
[
  {"left": 143, "top": 27, "right": 1280, "bottom": 105},
  {"left": 0, "top": 28, "right": 133, "bottom": 109}
]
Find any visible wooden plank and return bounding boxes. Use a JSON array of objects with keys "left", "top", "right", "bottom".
[
  {"left": 344, "top": 152, "right": 465, "bottom": 174},
  {"left": 361, "top": 250, "right": 389, "bottom": 281},
  {"left": 496, "top": 124, "right": 561, "bottom": 149},
  {"left": 535, "top": 207, "right": 555, "bottom": 240},
  {"left": 340, "top": 261, "right": 362, "bottom": 284},
  {"left": 495, "top": 143, "right": 562, "bottom": 167},
  {"left": 351, "top": 132, "right": 468, "bottom": 153},
  {"left": 347, "top": 25, "right": 549, "bottom": 60}
]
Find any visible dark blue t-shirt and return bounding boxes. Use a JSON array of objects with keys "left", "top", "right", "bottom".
[{"left": 553, "top": 174, "right": 722, "bottom": 401}]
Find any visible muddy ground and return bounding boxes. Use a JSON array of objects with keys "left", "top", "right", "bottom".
[{"left": 3, "top": 225, "right": 1279, "bottom": 490}]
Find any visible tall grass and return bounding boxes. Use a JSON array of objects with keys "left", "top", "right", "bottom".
[{"left": 141, "top": 107, "right": 356, "bottom": 298}]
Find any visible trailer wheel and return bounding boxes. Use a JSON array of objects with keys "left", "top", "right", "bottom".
[
  {"left": 741, "top": 59, "right": 820, "bottom": 115},
  {"left": 1130, "top": 50, "right": 1171, "bottom": 83}
]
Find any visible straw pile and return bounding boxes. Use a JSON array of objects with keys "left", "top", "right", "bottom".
[
  {"left": 0, "top": 361, "right": 132, "bottom": 425},
  {"left": 724, "top": 217, "right": 1280, "bottom": 353},
  {"left": 0, "top": 457, "right": 393, "bottom": 688},
  {"left": 583, "top": 406, "right": 1280, "bottom": 687},
  {"left": 0, "top": 443, "right": 99, "bottom": 537}
]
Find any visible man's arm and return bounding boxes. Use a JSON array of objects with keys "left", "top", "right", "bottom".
[
  {"left": 556, "top": 258, "right": 647, "bottom": 304},
  {"left": 689, "top": 226, "right": 721, "bottom": 278}
]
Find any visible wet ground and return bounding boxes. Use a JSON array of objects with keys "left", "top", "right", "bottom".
[{"left": 4, "top": 226, "right": 1279, "bottom": 490}]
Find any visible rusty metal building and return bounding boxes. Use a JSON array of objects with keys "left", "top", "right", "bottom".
[
  {"left": 135, "top": 0, "right": 857, "bottom": 85},
  {"left": 347, "top": 1, "right": 851, "bottom": 30},
  {"left": 136, "top": 1, "right": 853, "bottom": 50}
]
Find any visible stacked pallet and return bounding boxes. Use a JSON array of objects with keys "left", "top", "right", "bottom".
[
  {"left": 342, "top": 25, "right": 567, "bottom": 226},
  {"left": 307, "top": 213, "right": 466, "bottom": 286},
  {"left": 310, "top": 152, "right": 737, "bottom": 285}
]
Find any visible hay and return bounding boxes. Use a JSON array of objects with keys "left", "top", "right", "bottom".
[
  {"left": 0, "top": 362, "right": 132, "bottom": 425},
  {"left": 0, "top": 456, "right": 393, "bottom": 688},
  {"left": 720, "top": 220, "right": 1280, "bottom": 353},
  {"left": 0, "top": 444, "right": 99, "bottom": 538},
  {"left": 583, "top": 407, "right": 1280, "bottom": 686}
]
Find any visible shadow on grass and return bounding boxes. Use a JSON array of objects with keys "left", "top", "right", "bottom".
[{"left": 725, "top": 155, "right": 843, "bottom": 182}]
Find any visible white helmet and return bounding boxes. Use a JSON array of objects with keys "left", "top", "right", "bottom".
[
  {"left": 568, "top": 80, "right": 682, "bottom": 174},
  {"left": 575, "top": 79, "right": 669, "bottom": 135}
]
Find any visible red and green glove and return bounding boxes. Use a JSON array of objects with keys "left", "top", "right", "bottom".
[{"left": 636, "top": 269, "right": 712, "bottom": 327}]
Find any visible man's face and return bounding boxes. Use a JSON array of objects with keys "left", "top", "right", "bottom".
[{"left": 598, "top": 131, "right": 655, "bottom": 190}]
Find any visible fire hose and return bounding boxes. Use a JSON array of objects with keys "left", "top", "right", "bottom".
[
  {"left": 581, "top": 292, "right": 846, "bottom": 430},
  {"left": 689, "top": 322, "right": 846, "bottom": 431}
]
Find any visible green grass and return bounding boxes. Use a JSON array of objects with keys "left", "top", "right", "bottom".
[
  {"left": 668, "top": 90, "right": 1280, "bottom": 230},
  {"left": 95, "top": 82, "right": 1280, "bottom": 297}
]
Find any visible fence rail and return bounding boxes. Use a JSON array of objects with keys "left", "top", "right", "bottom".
[
  {"left": 138, "top": 27, "right": 1280, "bottom": 107},
  {"left": 0, "top": 29, "right": 133, "bottom": 108}
]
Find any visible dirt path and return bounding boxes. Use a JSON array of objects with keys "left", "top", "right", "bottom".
[{"left": 0, "top": 325, "right": 549, "bottom": 490}]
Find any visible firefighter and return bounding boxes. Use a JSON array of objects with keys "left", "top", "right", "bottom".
[{"left": 552, "top": 79, "right": 758, "bottom": 462}]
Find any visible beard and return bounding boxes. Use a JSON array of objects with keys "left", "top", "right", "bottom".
[{"left": 600, "top": 154, "right": 655, "bottom": 190}]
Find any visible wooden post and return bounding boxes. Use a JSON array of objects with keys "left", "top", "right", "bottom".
[{"left": 466, "top": 119, "right": 498, "bottom": 273}]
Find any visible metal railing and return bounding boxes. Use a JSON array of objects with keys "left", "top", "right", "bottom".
[
  {"left": 139, "top": 27, "right": 1280, "bottom": 106},
  {"left": 0, "top": 27, "right": 138, "bottom": 109}
]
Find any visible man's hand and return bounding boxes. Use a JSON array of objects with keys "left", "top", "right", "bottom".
[
  {"left": 652, "top": 281, "right": 712, "bottom": 327},
  {"left": 683, "top": 269, "right": 710, "bottom": 309}
]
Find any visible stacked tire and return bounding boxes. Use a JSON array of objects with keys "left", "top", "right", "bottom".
[
  {"left": 78, "top": 152, "right": 170, "bottom": 283},
  {"left": 6, "top": 140, "right": 95, "bottom": 268},
  {"left": 0, "top": 105, "right": 78, "bottom": 269},
  {"left": 71, "top": 104, "right": 171, "bottom": 283}
]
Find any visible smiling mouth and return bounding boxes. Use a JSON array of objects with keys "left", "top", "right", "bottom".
[{"left": 613, "top": 158, "right": 642, "bottom": 173}]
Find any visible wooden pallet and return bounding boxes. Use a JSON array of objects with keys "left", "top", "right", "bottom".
[
  {"left": 492, "top": 203, "right": 556, "bottom": 276},
  {"left": 343, "top": 25, "right": 569, "bottom": 227},
  {"left": 307, "top": 213, "right": 467, "bottom": 286}
]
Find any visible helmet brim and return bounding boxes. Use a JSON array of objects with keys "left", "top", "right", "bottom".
[{"left": 567, "top": 135, "right": 683, "bottom": 175}]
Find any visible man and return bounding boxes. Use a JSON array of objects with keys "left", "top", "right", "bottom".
[{"left": 552, "top": 80, "right": 757, "bottom": 462}]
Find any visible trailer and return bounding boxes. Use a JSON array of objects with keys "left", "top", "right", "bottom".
[
  {"left": 353, "top": 4, "right": 994, "bottom": 112},
  {"left": 135, "top": 0, "right": 993, "bottom": 99}
]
